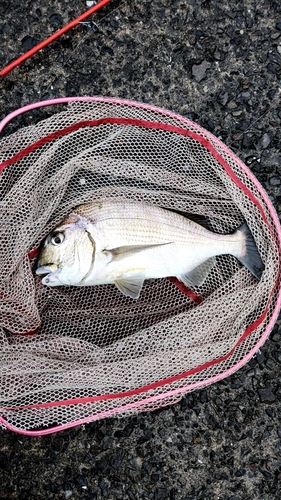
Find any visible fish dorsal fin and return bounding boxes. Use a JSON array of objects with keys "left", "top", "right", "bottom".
[
  {"left": 184, "top": 213, "right": 210, "bottom": 230},
  {"left": 179, "top": 257, "right": 217, "bottom": 288},
  {"left": 168, "top": 209, "right": 210, "bottom": 230},
  {"left": 114, "top": 273, "right": 146, "bottom": 299},
  {"left": 106, "top": 243, "right": 172, "bottom": 261}
]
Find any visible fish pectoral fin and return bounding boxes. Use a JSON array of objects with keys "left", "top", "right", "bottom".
[
  {"left": 179, "top": 257, "right": 217, "bottom": 288},
  {"left": 107, "top": 243, "right": 173, "bottom": 261},
  {"left": 114, "top": 273, "right": 146, "bottom": 299}
]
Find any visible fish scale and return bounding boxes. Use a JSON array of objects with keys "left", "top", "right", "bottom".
[
  {"left": 78, "top": 201, "right": 206, "bottom": 247},
  {"left": 36, "top": 199, "right": 264, "bottom": 299}
]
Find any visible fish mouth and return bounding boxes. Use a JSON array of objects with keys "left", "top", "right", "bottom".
[{"left": 36, "top": 264, "right": 58, "bottom": 275}]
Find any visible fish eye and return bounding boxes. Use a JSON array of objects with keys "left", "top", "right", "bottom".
[{"left": 50, "top": 232, "right": 65, "bottom": 246}]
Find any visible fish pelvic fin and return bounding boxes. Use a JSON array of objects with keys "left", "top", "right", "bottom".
[
  {"left": 236, "top": 223, "right": 264, "bottom": 280},
  {"left": 178, "top": 257, "right": 217, "bottom": 289},
  {"left": 114, "top": 273, "right": 146, "bottom": 299}
]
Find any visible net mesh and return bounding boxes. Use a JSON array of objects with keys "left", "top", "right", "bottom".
[{"left": 0, "top": 98, "right": 280, "bottom": 434}]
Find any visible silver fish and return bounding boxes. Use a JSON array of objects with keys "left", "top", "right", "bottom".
[{"left": 36, "top": 199, "right": 264, "bottom": 299}]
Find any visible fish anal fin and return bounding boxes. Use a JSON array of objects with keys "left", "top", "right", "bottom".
[
  {"left": 179, "top": 257, "right": 217, "bottom": 288},
  {"left": 114, "top": 274, "right": 146, "bottom": 299}
]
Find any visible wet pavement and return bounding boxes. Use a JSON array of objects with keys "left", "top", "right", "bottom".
[{"left": 0, "top": 0, "right": 281, "bottom": 498}]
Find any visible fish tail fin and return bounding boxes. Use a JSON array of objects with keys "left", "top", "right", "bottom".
[{"left": 236, "top": 223, "right": 264, "bottom": 280}]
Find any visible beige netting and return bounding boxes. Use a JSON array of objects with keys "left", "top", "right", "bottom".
[{"left": 0, "top": 98, "right": 280, "bottom": 434}]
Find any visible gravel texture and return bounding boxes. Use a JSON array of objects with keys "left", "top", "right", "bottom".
[{"left": 0, "top": 0, "right": 281, "bottom": 498}]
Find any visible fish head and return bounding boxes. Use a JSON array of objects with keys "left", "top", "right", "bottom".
[{"left": 36, "top": 214, "right": 95, "bottom": 286}]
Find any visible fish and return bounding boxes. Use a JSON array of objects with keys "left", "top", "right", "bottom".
[{"left": 36, "top": 199, "right": 264, "bottom": 299}]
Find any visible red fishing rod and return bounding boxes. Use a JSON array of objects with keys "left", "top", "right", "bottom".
[{"left": 0, "top": 0, "right": 112, "bottom": 77}]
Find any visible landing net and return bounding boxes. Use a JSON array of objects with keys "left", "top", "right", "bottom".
[{"left": 0, "top": 97, "right": 280, "bottom": 435}]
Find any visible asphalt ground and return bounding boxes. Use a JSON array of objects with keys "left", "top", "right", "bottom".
[{"left": 0, "top": 0, "right": 281, "bottom": 499}]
